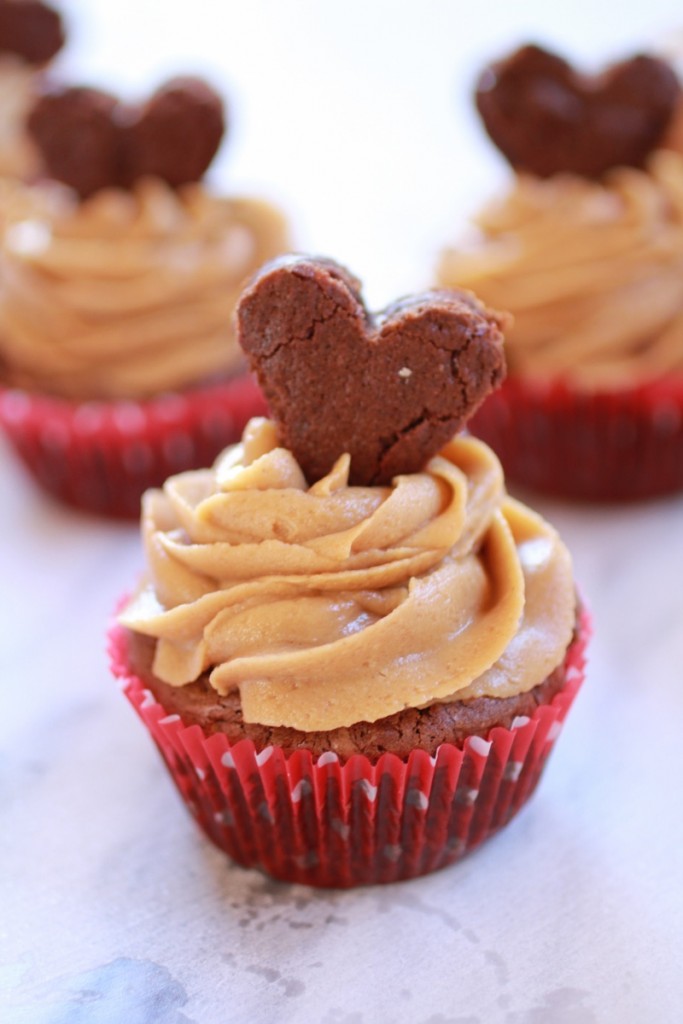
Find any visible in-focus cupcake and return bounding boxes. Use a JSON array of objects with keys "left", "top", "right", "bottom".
[
  {"left": 0, "top": 76, "right": 290, "bottom": 517},
  {"left": 0, "top": 0, "right": 65, "bottom": 179},
  {"left": 109, "top": 256, "right": 590, "bottom": 888},
  {"left": 438, "top": 44, "right": 683, "bottom": 501}
]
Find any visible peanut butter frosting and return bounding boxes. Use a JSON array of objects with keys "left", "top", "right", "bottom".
[
  {"left": 120, "top": 418, "right": 575, "bottom": 732},
  {"left": 0, "top": 57, "right": 40, "bottom": 178},
  {"left": 0, "top": 178, "right": 289, "bottom": 399},
  {"left": 439, "top": 150, "right": 683, "bottom": 389}
]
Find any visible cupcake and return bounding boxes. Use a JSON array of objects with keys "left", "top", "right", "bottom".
[
  {"left": 438, "top": 44, "right": 683, "bottom": 501},
  {"left": 0, "top": 0, "right": 65, "bottom": 179},
  {"left": 109, "top": 256, "right": 589, "bottom": 888},
  {"left": 0, "top": 76, "right": 289, "bottom": 517}
]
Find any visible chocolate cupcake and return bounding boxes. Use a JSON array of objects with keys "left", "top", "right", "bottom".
[
  {"left": 438, "top": 44, "right": 683, "bottom": 501},
  {"left": 0, "top": 0, "right": 64, "bottom": 179},
  {"left": 0, "top": 76, "right": 290, "bottom": 517},
  {"left": 109, "top": 256, "right": 589, "bottom": 887}
]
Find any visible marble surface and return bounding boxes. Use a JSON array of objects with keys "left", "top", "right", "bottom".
[{"left": 2, "top": 2, "right": 683, "bottom": 1022}]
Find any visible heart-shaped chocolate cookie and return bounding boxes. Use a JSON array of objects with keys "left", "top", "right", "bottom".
[
  {"left": 27, "top": 76, "right": 225, "bottom": 199},
  {"left": 0, "top": 0, "right": 64, "bottom": 65},
  {"left": 476, "top": 44, "right": 681, "bottom": 178},
  {"left": 237, "top": 256, "right": 506, "bottom": 485}
]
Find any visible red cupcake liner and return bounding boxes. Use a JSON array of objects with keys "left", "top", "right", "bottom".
[
  {"left": 108, "top": 605, "right": 591, "bottom": 888},
  {"left": 0, "top": 374, "right": 268, "bottom": 519},
  {"left": 469, "top": 375, "right": 683, "bottom": 502}
]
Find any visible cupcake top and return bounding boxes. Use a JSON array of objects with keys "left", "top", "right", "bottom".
[
  {"left": 0, "top": 0, "right": 65, "bottom": 179},
  {"left": 0, "top": 77, "right": 289, "bottom": 399},
  {"left": 439, "top": 44, "right": 683, "bottom": 389},
  {"left": 120, "top": 257, "right": 576, "bottom": 733}
]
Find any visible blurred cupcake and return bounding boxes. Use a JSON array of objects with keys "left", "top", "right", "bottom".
[
  {"left": 0, "top": 76, "right": 290, "bottom": 517},
  {"left": 0, "top": 0, "right": 64, "bottom": 179},
  {"left": 438, "top": 44, "right": 683, "bottom": 501},
  {"left": 109, "top": 256, "right": 589, "bottom": 888}
]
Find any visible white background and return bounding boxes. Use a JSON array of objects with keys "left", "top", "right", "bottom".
[{"left": 2, "top": 2, "right": 683, "bottom": 1022}]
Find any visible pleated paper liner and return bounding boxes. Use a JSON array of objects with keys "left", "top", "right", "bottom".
[
  {"left": 469, "top": 374, "right": 683, "bottom": 502},
  {"left": 0, "top": 374, "right": 268, "bottom": 519},
  {"left": 108, "top": 605, "right": 591, "bottom": 888}
]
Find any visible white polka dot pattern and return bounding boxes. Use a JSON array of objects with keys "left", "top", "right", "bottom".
[{"left": 108, "top": 603, "right": 591, "bottom": 887}]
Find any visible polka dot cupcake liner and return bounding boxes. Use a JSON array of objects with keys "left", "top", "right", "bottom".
[
  {"left": 108, "top": 605, "right": 591, "bottom": 889},
  {"left": 469, "top": 375, "right": 683, "bottom": 502},
  {"left": 0, "top": 374, "right": 268, "bottom": 518}
]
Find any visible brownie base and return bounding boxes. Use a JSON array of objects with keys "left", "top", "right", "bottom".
[{"left": 123, "top": 629, "right": 570, "bottom": 762}]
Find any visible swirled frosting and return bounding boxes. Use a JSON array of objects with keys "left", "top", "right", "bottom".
[
  {"left": 439, "top": 150, "right": 683, "bottom": 389},
  {"left": 0, "top": 177, "right": 289, "bottom": 398},
  {"left": 120, "top": 418, "right": 575, "bottom": 732}
]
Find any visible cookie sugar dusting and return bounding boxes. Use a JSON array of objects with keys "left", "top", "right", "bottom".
[{"left": 237, "top": 255, "right": 507, "bottom": 485}]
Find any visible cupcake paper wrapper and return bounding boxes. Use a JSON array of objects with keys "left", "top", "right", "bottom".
[
  {"left": 469, "top": 375, "right": 683, "bottom": 501},
  {"left": 108, "top": 605, "right": 591, "bottom": 888},
  {"left": 0, "top": 375, "right": 268, "bottom": 518}
]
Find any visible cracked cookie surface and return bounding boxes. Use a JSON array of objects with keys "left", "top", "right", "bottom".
[{"left": 236, "top": 255, "right": 507, "bottom": 485}]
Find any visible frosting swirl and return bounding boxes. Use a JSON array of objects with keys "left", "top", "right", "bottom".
[
  {"left": 0, "top": 178, "right": 289, "bottom": 398},
  {"left": 439, "top": 150, "right": 683, "bottom": 389},
  {"left": 120, "top": 418, "right": 575, "bottom": 732}
]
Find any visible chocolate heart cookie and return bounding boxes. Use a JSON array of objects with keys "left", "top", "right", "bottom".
[
  {"left": 237, "top": 256, "right": 506, "bottom": 485},
  {"left": 476, "top": 44, "right": 680, "bottom": 178},
  {"left": 27, "top": 76, "right": 225, "bottom": 198},
  {"left": 0, "top": 0, "right": 64, "bottom": 65}
]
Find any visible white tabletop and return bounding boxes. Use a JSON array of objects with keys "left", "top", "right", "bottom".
[{"left": 2, "top": 2, "right": 683, "bottom": 1022}]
